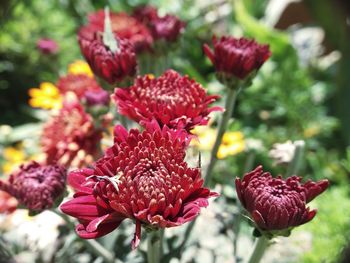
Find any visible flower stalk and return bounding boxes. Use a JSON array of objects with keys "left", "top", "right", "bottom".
[
  {"left": 204, "top": 85, "right": 241, "bottom": 186},
  {"left": 247, "top": 236, "right": 270, "bottom": 263},
  {"left": 147, "top": 229, "right": 162, "bottom": 263}
]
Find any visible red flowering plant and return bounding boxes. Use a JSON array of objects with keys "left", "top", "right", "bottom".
[
  {"left": 235, "top": 166, "right": 329, "bottom": 238},
  {"left": 113, "top": 70, "right": 222, "bottom": 132},
  {"left": 203, "top": 36, "right": 271, "bottom": 86},
  {"left": 0, "top": 190, "right": 17, "bottom": 214},
  {"left": 41, "top": 95, "right": 104, "bottom": 168},
  {"left": 60, "top": 121, "right": 218, "bottom": 249},
  {"left": 0, "top": 161, "right": 66, "bottom": 214}
]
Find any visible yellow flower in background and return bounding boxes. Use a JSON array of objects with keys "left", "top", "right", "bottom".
[
  {"left": 191, "top": 127, "right": 245, "bottom": 159},
  {"left": 2, "top": 146, "right": 26, "bottom": 174},
  {"left": 218, "top": 132, "right": 245, "bottom": 159},
  {"left": 304, "top": 124, "right": 321, "bottom": 138},
  {"left": 29, "top": 82, "right": 62, "bottom": 110},
  {"left": 68, "top": 60, "right": 94, "bottom": 78}
]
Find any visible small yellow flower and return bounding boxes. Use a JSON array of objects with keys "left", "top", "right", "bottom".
[
  {"left": 2, "top": 146, "right": 26, "bottom": 174},
  {"left": 304, "top": 125, "right": 320, "bottom": 138},
  {"left": 68, "top": 60, "right": 94, "bottom": 78},
  {"left": 29, "top": 82, "right": 62, "bottom": 110},
  {"left": 191, "top": 127, "right": 245, "bottom": 159}
]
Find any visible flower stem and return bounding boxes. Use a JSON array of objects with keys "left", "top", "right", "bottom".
[
  {"left": 247, "top": 236, "right": 270, "bottom": 263},
  {"left": 204, "top": 86, "right": 240, "bottom": 186},
  {"left": 285, "top": 140, "right": 305, "bottom": 177},
  {"left": 147, "top": 229, "right": 162, "bottom": 263},
  {"left": 52, "top": 210, "right": 115, "bottom": 263}
]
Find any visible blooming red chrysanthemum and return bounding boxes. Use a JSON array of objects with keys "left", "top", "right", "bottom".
[
  {"left": 203, "top": 36, "right": 271, "bottom": 80},
  {"left": 235, "top": 166, "right": 329, "bottom": 234},
  {"left": 41, "top": 96, "right": 103, "bottom": 168},
  {"left": 113, "top": 70, "right": 222, "bottom": 131},
  {"left": 78, "top": 24, "right": 137, "bottom": 84},
  {"left": 0, "top": 161, "right": 66, "bottom": 212},
  {"left": 0, "top": 190, "right": 17, "bottom": 214},
  {"left": 60, "top": 121, "right": 218, "bottom": 248},
  {"left": 88, "top": 10, "right": 153, "bottom": 53},
  {"left": 57, "top": 74, "right": 101, "bottom": 98},
  {"left": 37, "top": 38, "right": 59, "bottom": 55},
  {"left": 133, "top": 5, "right": 185, "bottom": 42}
]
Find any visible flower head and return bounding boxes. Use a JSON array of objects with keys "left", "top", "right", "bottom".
[
  {"left": 113, "top": 70, "right": 222, "bottom": 131},
  {"left": 0, "top": 161, "right": 66, "bottom": 212},
  {"left": 37, "top": 38, "right": 59, "bottom": 54},
  {"left": 235, "top": 166, "right": 329, "bottom": 235},
  {"left": 78, "top": 24, "right": 137, "bottom": 84},
  {"left": 28, "top": 82, "right": 62, "bottom": 110},
  {"left": 68, "top": 60, "right": 94, "bottom": 78},
  {"left": 84, "top": 89, "right": 110, "bottom": 107},
  {"left": 60, "top": 122, "right": 217, "bottom": 248},
  {"left": 203, "top": 36, "right": 271, "bottom": 81},
  {"left": 41, "top": 95, "right": 103, "bottom": 168},
  {"left": 132, "top": 5, "right": 158, "bottom": 24},
  {"left": 87, "top": 10, "right": 153, "bottom": 53},
  {"left": 57, "top": 74, "right": 101, "bottom": 98}
]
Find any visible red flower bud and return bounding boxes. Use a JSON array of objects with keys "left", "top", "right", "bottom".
[
  {"left": 113, "top": 70, "right": 222, "bottom": 131},
  {"left": 235, "top": 166, "right": 329, "bottom": 233},
  {"left": 60, "top": 121, "right": 218, "bottom": 248},
  {"left": 203, "top": 36, "right": 271, "bottom": 80},
  {"left": 0, "top": 161, "right": 66, "bottom": 212},
  {"left": 78, "top": 25, "right": 137, "bottom": 84}
]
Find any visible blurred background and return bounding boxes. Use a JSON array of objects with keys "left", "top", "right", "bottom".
[{"left": 0, "top": 0, "right": 350, "bottom": 262}]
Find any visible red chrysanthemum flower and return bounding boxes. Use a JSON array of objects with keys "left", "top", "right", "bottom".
[
  {"left": 113, "top": 70, "right": 222, "bottom": 131},
  {"left": 78, "top": 24, "right": 137, "bottom": 84},
  {"left": 235, "top": 166, "right": 329, "bottom": 234},
  {"left": 84, "top": 89, "right": 110, "bottom": 106},
  {"left": 41, "top": 96, "right": 103, "bottom": 168},
  {"left": 133, "top": 5, "right": 185, "bottom": 42},
  {"left": 57, "top": 74, "right": 101, "bottom": 98},
  {"left": 0, "top": 190, "right": 17, "bottom": 214},
  {"left": 60, "top": 122, "right": 218, "bottom": 248},
  {"left": 88, "top": 10, "right": 153, "bottom": 53},
  {"left": 0, "top": 161, "right": 66, "bottom": 212},
  {"left": 203, "top": 36, "right": 271, "bottom": 80}
]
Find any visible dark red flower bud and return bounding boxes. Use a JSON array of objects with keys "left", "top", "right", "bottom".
[
  {"left": 78, "top": 25, "right": 137, "bottom": 84},
  {"left": 113, "top": 70, "right": 222, "bottom": 131},
  {"left": 203, "top": 36, "right": 271, "bottom": 80},
  {"left": 150, "top": 15, "right": 185, "bottom": 42},
  {"left": 0, "top": 161, "right": 66, "bottom": 212},
  {"left": 60, "top": 121, "right": 218, "bottom": 248},
  {"left": 88, "top": 10, "right": 153, "bottom": 53},
  {"left": 84, "top": 89, "right": 110, "bottom": 106},
  {"left": 37, "top": 38, "right": 59, "bottom": 54},
  {"left": 57, "top": 74, "right": 101, "bottom": 98},
  {"left": 235, "top": 166, "right": 329, "bottom": 234}
]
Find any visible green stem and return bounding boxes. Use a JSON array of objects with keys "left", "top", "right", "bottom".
[
  {"left": 204, "top": 87, "right": 240, "bottom": 186},
  {"left": 52, "top": 210, "right": 115, "bottom": 263},
  {"left": 247, "top": 236, "right": 270, "bottom": 263},
  {"left": 285, "top": 140, "right": 305, "bottom": 177},
  {"left": 147, "top": 229, "right": 162, "bottom": 263}
]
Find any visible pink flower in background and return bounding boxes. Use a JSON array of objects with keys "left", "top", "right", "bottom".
[
  {"left": 235, "top": 166, "right": 329, "bottom": 232},
  {"left": 113, "top": 70, "right": 222, "bottom": 131},
  {"left": 203, "top": 36, "right": 271, "bottom": 80},
  {"left": 0, "top": 161, "right": 66, "bottom": 212},
  {"left": 57, "top": 74, "right": 101, "bottom": 98},
  {"left": 84, "top": 89, "right": 110, "bottom": 106},
  {"left": 41, "top": 96, "right": 103, "bottom": 168},
  {"left": 37, "top": 38, "right": 59, "bottom": 54},
  {"left": 60, "top": 122, "right": 217, "bottom": 248}
]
